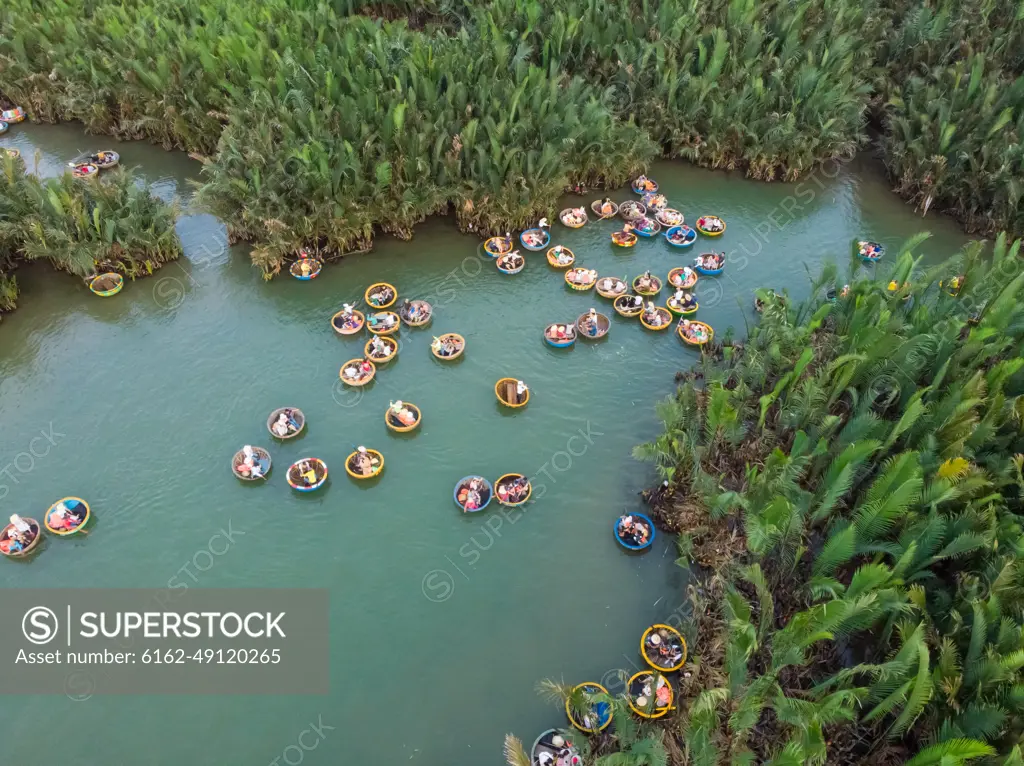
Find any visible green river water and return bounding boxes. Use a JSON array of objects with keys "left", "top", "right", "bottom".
[{"left": 0, "top": 124, "right": 971, "bottom": 765}]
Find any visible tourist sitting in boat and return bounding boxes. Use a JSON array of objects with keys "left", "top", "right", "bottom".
[
  {"left": 635, "top": 217, "right": 657, "bottom": 234},
  {"left": 551, "top": 245, "right": 573, "bottom": 266},
  {"left": 498, "top": 476, "right": 530, "bottom": 504},
  {"left": 645, "top": 628, "right": 685, "bottom": 669},
  {"left": 432, "top": 335, "right": 463, "bottom": 357},
  {"left": 235, "top": 445, "right": 265, "bottom": 479},
  {"left": 369, "top": 336, "right": 390, "bottom": 358},
  {"left": 297, "top": 259, "right": 315, "bottom": 277},
  {"left": 368, "top": 285, "right": 394, "bottom": 306},
  {"left": 389, "top": 401, "right": 417, "bottom": 427},
  {"left": 669, "top": 266, "right": 694, "bottom": 287},
  {"left": 679, "top": 318, "right": 710, "bottom": 344},
  {"left": 567, "top": 268, "right": 597, "bottom": 286},
  {"left": 514, "top": 380, "right": 528, "bottom": 404},
  {"left": 667, "top": 227, "right": 692, "bottom": 245},
  {"left": 272, "top": 411, "right": 299, "bottom": 437},
  {"left": 47, "top": 501, "right": 87, "bottom": 531},
  {"left": 617, "top": 514, "right": 650, "bottom": 547},
  {"left": 634, "top": 175, "right": 656, "bottom": 192},
  {"left": 633, "top": 673, "right": 672, "bottom": 710},
  {"left": 400, "top": 299, "right": 415, "bottom": 320},
  {"left": 626, "top": 295, "right": 643, "bottom": 310},
  {"left": 368, "top": 312, "right": 397, "bottom": 331},
  {"left": 701, "top": 216, "right": 725, "bottom": 233},
  {"left": 643, "top": 302, "right": 668, "bottom": 327},
  {"left": 601, "top": 198, "right": 616, "bottom": 216},
  {"left": 858, "top": 241, "right": 881, "bottom": 258},
  {"left": 611, "top": 230, "right": 635, "bottom": 246},
  {"left": 599, "top": 277, "right": 623, "bottom": 294},
  {"left": 680, "top": 292, "right": 697, "bottom": 311},
  {"left": 562, "top": 208, "right": 586, "bottom": 226},
  {"left": 457, "top": 477, "right": 490, "bottom": 511},
  {"left": 498, "top": 251, "right": 524, "bottom": 270},
  {"left": 2, "top": 514, "right": 36, "bottom": 554},
  {"left": 338, "top": 303, "right": 362, "bottom": 330},
  {"left": 545, "top": 324, "right": 575, "bottom": 342},
  {"left": 294, "top": 459, "right": 316, "bottom": 486},
  {"left": 522, "top": 229, "right": 546, "bottom": 248},
  {"left": 636, "top": 271, "right": 656, "bottom": 292},
  {"left": 351, "top": 447, "right": 375, "bottom": 475}
]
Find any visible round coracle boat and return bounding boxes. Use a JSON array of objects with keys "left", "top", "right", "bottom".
[
  {"left": 591, "top": 199, "right": 619, "bottom": 219},
  {"left": 614, "top": 294, "right": 644, "bottom": 317},
  {"left": 267, "top": 407, "right": 306, "bottom": 439},
  {"left": 632, "top": 217, "right": 662, "bottom": 238},
  {"left": 859, "top": 240, "right": 884, "bottom": 262},
  {"left": 546, "top": 245, "right": 575, "bottom": 269},
  {"left": 576, "top": 310, "right": 610, "bottom": 340},
  {"left": 399, "top": 299, "right": 432, "bottom": 327},
  {"left": 656, "top": 208, "right": 684, "bottom": 227},
  {"left": 596, "top": 276, "right": 627, "bottom": 298},
  {"left": 559, "top": 207, "right": 588, "bottom": 228},
  {"left": 365, "top": 335, "right": 398, "bottom": 363},
  {"left": 495, "top": 473, "right": 532, "bottom": 507},
  {"left": 520, "top": 228, "right": 550, "bottom": 251},
  {"left": 642, "top": 193, "right": 668, "bottom": 211},
  {"left": 631, "top": 176, "right": 658, "bottom": 194},
  {"left": 694, "top": 253, "right": 725, "bottom": 276},
  {"left": 365, "top": 282, "right": 397, "bottom": 308},
  {"left": 454, "top": 475, "right": 492, "bottom": 513},
  {"left": 665, "top": 225, "right": 697, "bottom": 248},
  {"left": 641, "top": 624, "right": 688, "bottom": 672},
  {"left": 566, "top": 682, "right": 613, "bottom": 733},
  {"left": 531, "top": 730, "right": 582, "bottom": 766},
  {"left": 668, "top": 267, "right": 699, "bottom": 290},
  {"left": 565, "top": 268, "right": 598, "bottom": 291},
  {"left": 1, "top": 517, "right": 42, "bottom": 557},
  {"left": 632, "top": 274, "right": 662, "bottom": 295},
  {"left": 366, "top": 311, "right": 400, "bottom": 335},
  {"left": 290, "top": 257, "right": 322, "bottom": 280},
  {"left": 544, "top": 322, "right": 576, "bottom": 348},
  {"left": 91, "top": 150, "right": 119, "bottom": 169},
  {"left": 44, "top": 497, "right": 91, "bottom": 535},
  {"left": 627, "top": 671, "right": 674, "bottom": 719},
  {"left": 616, "top": 512, "right": 654, "bottom": 550},
  {"left": 611, "top": 230, "right": 638, "bottom": 248},
  {"left": 432, "top": 333, "right": 465, "bottom": 360},
  {"left": 331, "top": 307, "right": 365, "bottom": 335},
  {"left": 1, "top": 107, "right": 26, "bottom": 124},
  {"left": 385, "top": 401, "right": 421, "bottom": 433},
  {"left": 72, "top": 163, "right": 99, "bottom": 180},
  {"left": 231, "top": 447, "right": 271, "bottom": 482},
  {"left": 640, "top": 305, "right": 673, "bottom": 331},
  {"left": 89, "top": 272, "right": 123, "bottom": 297},
  {"left": 696, "top": 215, "right": 726, "bottom": 237},
  {"left": 287, "top": 458, "right": 328, "bottom": 492},
  {"left": 484, "top": 236, "right": 513, "bottom": 257},
  {"left": 346, "top": 448, "right": 384, "bottom": 479},
  {"left": 0, "top": 122, "right": 7, "bottom": 136},
  {"left": 619, "top": 200, "right": 646, "bottom": 221},
  {"left": 340, "top": 358, "right": 376, "bottom": 386},
  {"left": 667, "top": 295, "right": 698, "bottom": 316},
  {"left": 678, "top": 319, "right": 714, "bottom": 347},
  {"left": 496, "top": 252, "right": 525, "bottom": 275},
  {"left": 496, "top": 377, "right": 530, "bottom": 408}
]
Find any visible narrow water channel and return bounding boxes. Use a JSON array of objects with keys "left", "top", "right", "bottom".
[{"left": 0, "top": 124, "right": 970, "bottom": 765}]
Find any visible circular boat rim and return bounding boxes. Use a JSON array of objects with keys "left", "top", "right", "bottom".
[{"left": 565, "top": 682, "right": 613, "bottom": 732}]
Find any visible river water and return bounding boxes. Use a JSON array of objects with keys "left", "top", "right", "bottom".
[{"left": 0, "top": 124, "right": 970, "bottom": 765}]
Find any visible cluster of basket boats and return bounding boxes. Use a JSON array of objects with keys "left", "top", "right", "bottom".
[
  {"left": 1, "top": 497, "right": 93, "bottom": 559},
  {"left": 531, "top": 623, "right": 689, "bottom": 764}
]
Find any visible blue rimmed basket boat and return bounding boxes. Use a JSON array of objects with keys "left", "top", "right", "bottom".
[
  {"left": 665, "top": 225, "right": 696, "bottom": 248},
  {"left": 520, "top": 228, "right": 550, "bottom": 251},
  {"left": 454, "top": 475, "right": 493, "bottom": 512},
  {"left": 615, "top": 512, "right": 655, "bottom": 550}
]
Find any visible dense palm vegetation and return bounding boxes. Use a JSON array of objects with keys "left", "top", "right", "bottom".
[
  {"left": 0, "top": 154, "right": 181, "bottom": 312},
  {"left": 510, "top": 234, "right": 1024, "bottom": 765},
  {"left": 4, "top": 0, "right": 1019, "bottom": 273}
]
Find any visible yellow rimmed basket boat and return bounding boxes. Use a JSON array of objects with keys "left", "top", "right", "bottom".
[
  {"left": 591, "top": 199, "right": 619, "bottom": 219},
  {"left": 627, "top": 671, "right": 674, "bottom": 719},
  {"left": 667, "top": 267, "right": 698, "bottom": 290},
  {"left": 88, "top": 273, "right": 123, "bottom": 297},
  {"left": 611, "top": 230, "right": 638, "bottom": 248},
  {"left": 566, "top": 682, "right": 613, "bottom": 733},
  {"left": 641, "top": 624, "right": 688, "bottom": 672},
  {"left": 577, "top": 311, "right": 610, "bottom": 340},
  {"left": 399, "top": 299, "right": 432, "bottom": 327},
  {"left": 1, "top": 518, "right": 42, "bottom": 558},
  {"left": 385, "top": 402, "right": 421, "bottom": 433},
  {"left": 367, "top": 311, "right": 400, "bottom": 335},
  {"left": 231, "top": 447, "right": 271, "bottom": 481},
  {"left": 614, "top": 294, "right": 644, "bottom": 317},
  {"left": 43, "top": 497, "right": 91, "bottom": 536},
  {"left": 547, "top": 246, "right": 576, "bottom": 269},
  {"left": 678, "top": 320, "right": 714, "bottom": 347},
  {"left": 346, "top": 448, "right": 384, "bottom": 480},
  {"left": 267, "top": 407, "right": 305, "bottom": 439},
  {"left": 365, "top": 282, "right": 397, "bottom": 309},
  {"left": 432, "top": 333, "right": 465, "bottom": 361},
  {"left": 365, "top": 335, "right": 398, "bottom": 364},
  {"left": 559, "top": 208, "right": 588, "bottom": 228},
  {"left": 640, "top": 306, "right": 673, "bottom": 331},
  {"left": 495, "top": 377, "right": 530, "bottom": 408},
  {"left": 331, "top": 308, "right": 365, "bottom": 335},
  {"left": 484, "top": 236, "right": 514, "bottom": 257},
  {"left": 667, "top": 295, "right": 698, "bottom": 316},
  {"left": 340, "top": 358, "right": 376, "bottom": 386},
  {"left": 695, "top": 215, "right": 726, "bottom": 237},
  {"left": 633, "top": 275, "right": 662, "bottom": 296},
  {"left": 495, "top": 473, "right": 532, "bottom": 506},
  {"left": 596, "top": 276, "right": 627, "bottom": 298},
  {"left": 565, "top": 268, "right": 598, "bottom": 291}
]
